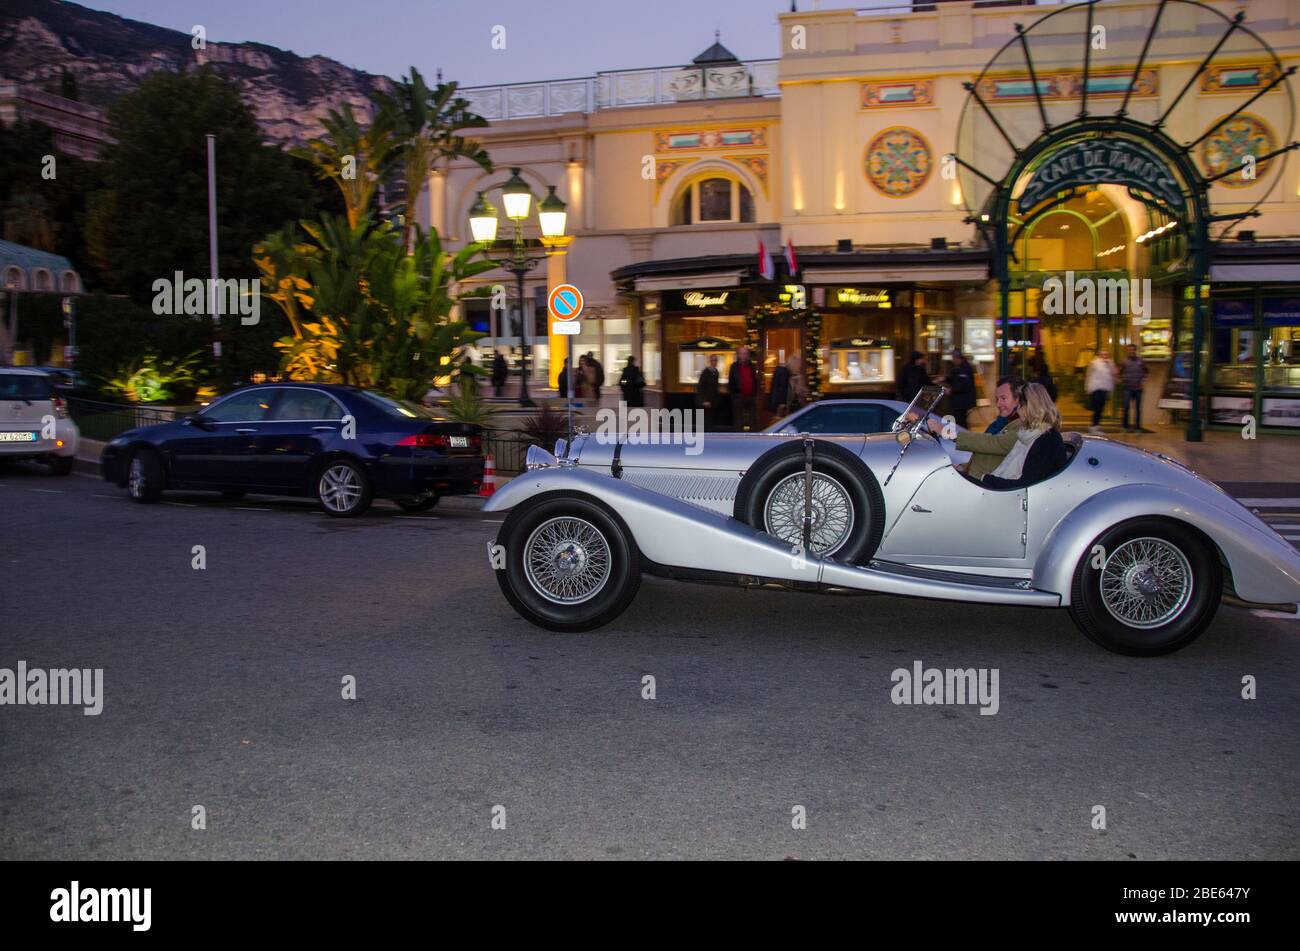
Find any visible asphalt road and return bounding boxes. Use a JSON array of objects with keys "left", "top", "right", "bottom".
[{"left": 2, "top": 463, "right": 1298, "bottom": 860}]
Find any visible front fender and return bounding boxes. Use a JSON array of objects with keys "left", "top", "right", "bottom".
[
  {"left": 1033, "top": 484, "right": 1300, "bottom": 606},
  {"left": 487, "top": 465, "right": 828, "bottom": 581}
]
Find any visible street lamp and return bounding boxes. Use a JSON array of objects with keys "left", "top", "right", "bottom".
[{"left": 469, "top": 167, "right": 568, "bottom": 407}]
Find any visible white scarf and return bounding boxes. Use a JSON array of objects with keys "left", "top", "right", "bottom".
[{"left": 990, "top": 426, "right": 1047, "bottom": 481}]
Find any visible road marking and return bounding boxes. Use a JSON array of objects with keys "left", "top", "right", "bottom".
[
  {"left": 1268, "top": 524, "right": 1300, "bottom": 530},
  {"left": 1282, "top": 534, "right": 1300, "bottom": 541},
  {"left": 234, "top": 507, "right": 272, "bottom": 512},
  {"left": 1241, "top": 498, "right": 1300, "bottom": 507},
  {"left": 73, "top": 471, "right": 98, "bottom": 480},
  {"left": 395, "top": 516, "right": 440, "bottom": 521},
  {"left": 480, "top": 518, "right": 504, "bottom": 523},
  {"left": 91, "top": 493, "right": 118, "bottom": 499},
  {"left": 29, "top": 488, "right": 62, "bottom": 493},
  {"left": 163, "top": 501, "right": 197, "bottom": 507}
]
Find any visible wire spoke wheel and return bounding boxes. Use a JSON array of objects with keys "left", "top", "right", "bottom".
[
  {"left": 763, "top": 471, "right": 856, "bottom": 555},
  {"left": 319, "top": 463, "right": 362, "bottom": 513},
  {"left": 523, "top": 516, "right": 613, "bottom": 605},
  {"left": 1099, "top": 536, "right": 1194, "bottom": 629}
]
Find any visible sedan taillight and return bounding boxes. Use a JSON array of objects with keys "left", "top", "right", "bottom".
[
  {"left": 396, "top": 433, "right": 449, "bottom": 449},
  {"left": 52, "top": 396, "right": 68, "bottom": 419}
]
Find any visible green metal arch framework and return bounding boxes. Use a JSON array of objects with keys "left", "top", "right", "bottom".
[{"left": 953, "top": 0, "right": 1299, "bottom": 442}]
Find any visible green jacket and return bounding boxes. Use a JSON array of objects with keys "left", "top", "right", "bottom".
[{"left": 955, "top": 418, "right": 1023, "bottom": 479}]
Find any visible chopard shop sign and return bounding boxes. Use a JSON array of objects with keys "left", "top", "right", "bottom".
[
  {"left": 663, "top": 290, "right": 748, "bottom": 312},
  {"left": 1018, "top": 139, "right": 1185, "bottom": 213}
]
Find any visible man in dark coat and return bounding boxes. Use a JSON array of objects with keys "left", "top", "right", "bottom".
[
  {"left": 491, "top": 351, "right": 508, "bottom": 398},
  {"left": 943, "top": 348, "right": 976, "bottom": 429},
  {"left": 899, "top": 351, "right": 929, "bottom": 404},
  {"left": 696, "top": 355, "right": 720, "bottom": 429},
  {"left": 619, "top": 356, "right": 646, "bottom": 407}
]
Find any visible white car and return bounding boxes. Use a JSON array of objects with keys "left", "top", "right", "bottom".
[{"left": 0, "top": 368, "right": 80, "bottom": 475}]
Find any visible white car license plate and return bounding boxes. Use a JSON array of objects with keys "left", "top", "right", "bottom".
[
  {"left": 449, "top": 435, "right": 468, "bottom": 448},
  {"left": 0, "top": 431, "right": 38, "bottom": 442}
]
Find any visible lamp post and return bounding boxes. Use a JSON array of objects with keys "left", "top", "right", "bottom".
[{"left": 469, "top": 168, "right": 567, "bottom": 407}]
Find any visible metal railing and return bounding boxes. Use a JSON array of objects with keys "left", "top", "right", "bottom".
[
  {"left": 460, "top": 59, "right": 780, "bottom": 120},
  {"left": 481, "top": 429, "right": 544, "bottom": 474},
  {"left": 67, "top": 397, "right": 183, "bottom": 442}
]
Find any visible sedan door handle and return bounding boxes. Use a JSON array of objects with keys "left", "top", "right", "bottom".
[
  {"left": 235, "top": 428, "right": 257, "bottom": 434},
  {"left": 911, "top": 504, "right": 932, "bottom": 513}
]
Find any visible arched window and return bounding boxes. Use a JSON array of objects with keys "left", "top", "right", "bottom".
[
  {"left": 60, "top": 271, "right": 80, "bottom": 293},
  {"left": 671, "top": 176, "right": 755, "bottom": 226},
  {"left": 3, "top": 266, "right": 24, "bottom": 290},
  {"left": 34, "top": 268, "right": 52, "bottom": 291}
]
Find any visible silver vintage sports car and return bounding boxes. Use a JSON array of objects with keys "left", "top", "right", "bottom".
[{"left": 484, "top": 388, "right": 1300, "bottom": 655}]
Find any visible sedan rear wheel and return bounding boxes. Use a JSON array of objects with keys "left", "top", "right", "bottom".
[
  {"left": 126, "top": 450, "right": 164, "bottom": 503},
  {"left": 317, "top": 459, "right": 372, "bottom": 517}
]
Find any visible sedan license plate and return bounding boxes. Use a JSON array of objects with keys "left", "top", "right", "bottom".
[
  {"left": 449, "top": 435, "right": 468, "bottom": 448},
  {"left": 0, "top": 431, "right": 38, "bottom": 443}
]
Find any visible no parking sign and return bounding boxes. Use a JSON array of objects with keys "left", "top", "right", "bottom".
[{"left": 548, "top": 284, "right": 583, "bottom": 334}]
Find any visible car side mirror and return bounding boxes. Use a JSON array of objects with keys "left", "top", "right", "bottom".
[{"left": 184, "top": 413, "right": 213, "bottom": 430}]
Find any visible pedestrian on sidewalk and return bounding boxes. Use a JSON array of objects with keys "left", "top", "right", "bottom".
[
  {"left": 1121, "top": 344, "right": 1149, "bottom": 433},
  {"left": 619, "top": 356, "right": 646, "bottom": 407},
  {"left": 729, "top": 345, "right": 761, "bottom": 431},
  {"left": 1084, "top": 350, "right": 1116, "bottom": 435},
  {"left": 696, "top": 354, "right": 720, "bottom": 429},
  {"left": 491, "top": 351, "right": 508, "bottom": 398}
]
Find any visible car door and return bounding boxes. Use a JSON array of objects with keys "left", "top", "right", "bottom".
[
  {"left": 877, "top": 464, "right": 1028, "bottom": 563},
  {"left": 167, "top": 388, "right": 276, "bottom": 486},
  {"left": 255, "top": 388, "right": 346, "bottom": 489}
]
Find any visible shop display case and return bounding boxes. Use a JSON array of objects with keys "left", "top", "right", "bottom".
[
  {"left": 823, "top": 337, "right": 895, "bottom": 387},
  {"left": 677, "top": 337, "right": 738, "bottom": 385},
  {"left": 1138, "top": 319, "right": 1172, "bottom": 360}
]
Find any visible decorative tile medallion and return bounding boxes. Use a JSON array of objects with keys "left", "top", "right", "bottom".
[
  {"left": 1201, "top": 63, "right": 1281, "bottom": 94},
  {"left": 976, "top": 68, "right": 1157, "bottom": 101},
  {"left": 1199, "top": 113, "right": 1276, "bottom": 187},
  {"left": 655, "top": 127, "right": 768, "bottom": 152},
  {"left": 865, "top": 126, "right": 932, "bottom": 198},
  {"left": 861, "top": 80, "right": 934, "bottom": 109}
]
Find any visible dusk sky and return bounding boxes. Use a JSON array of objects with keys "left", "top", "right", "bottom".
[{"left": 78, "top": 0, "right": 837, "bottom": 87}]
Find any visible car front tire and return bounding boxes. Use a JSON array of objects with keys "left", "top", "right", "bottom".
[
  {"left": 316, "top": 458, "right": 373, "bottom": 518},
  {"left": 494, "top": 494, "right": 640, "bottom": 632},
  {"left": 734, "top": 440, "right": 884, "bottom": 564},
  {"left": 1069, "top": 518, "right": 1221, "bottom": 656},
  {"left": 126, "top": 449, "right": 164, "bottom": 503},
  {"left": 47, "top": 455, "right": 74, "bottom": 476}
]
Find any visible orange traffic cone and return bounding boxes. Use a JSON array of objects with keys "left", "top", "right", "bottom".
[{"left": 479, "top": 453, "right": 497, "bottom": 497}]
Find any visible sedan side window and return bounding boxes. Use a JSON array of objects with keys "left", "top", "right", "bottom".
[
  {"left": 787, "top": 407, "right": 827, "bottom": 433},
  {"left": 203, "top": 390, "right": 275, "bottom": 423},
  {"left": 271, "top": 390, "right": 344, "bottom": 421}
]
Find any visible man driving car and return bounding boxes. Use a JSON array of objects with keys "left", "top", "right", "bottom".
[{"left": 928, "top": 376, "right": 1025, "bottom": 479}]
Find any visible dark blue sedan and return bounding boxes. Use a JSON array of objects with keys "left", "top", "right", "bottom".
[{"left": 100, "top": 383, "right": 484, "bottom": 517}]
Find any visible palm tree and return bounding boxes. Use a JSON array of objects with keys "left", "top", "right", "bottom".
[
  {"left": 292, "top": 104, "right": 398, "bottom": 229},
  {"left": 372, "top": 69, "right": 493, "bottom": 251}
]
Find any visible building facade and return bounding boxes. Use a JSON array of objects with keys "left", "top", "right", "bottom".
[{"left": 420, "top": 0, "right": 1300, "bottom": 432}]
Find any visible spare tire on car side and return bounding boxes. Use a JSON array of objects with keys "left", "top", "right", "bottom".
[{"left": 733, "top": 440, "right": 884, "bottom": 564}]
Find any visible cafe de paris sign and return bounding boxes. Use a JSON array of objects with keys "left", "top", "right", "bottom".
[{"left": 1018, "top": 139, "right": 1185, "bottom": 214}]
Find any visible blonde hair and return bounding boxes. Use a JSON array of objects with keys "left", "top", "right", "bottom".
[{"left": 1019, "top": 381, "right": 1061, "bottom": 431}]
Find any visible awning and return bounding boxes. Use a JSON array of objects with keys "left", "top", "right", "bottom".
[
  {"left": 634, "top": 270, "right": 744, "bottom": 292},
  {"left": 803, "top": 264, "right": 988, "bottom": 284}
]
